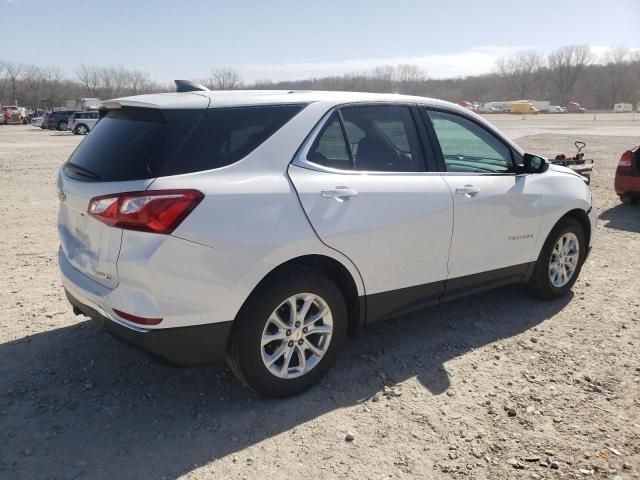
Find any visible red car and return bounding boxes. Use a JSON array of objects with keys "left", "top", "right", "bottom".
[{"left": 615, "top": 146, "right": 640, "bottom": 204}]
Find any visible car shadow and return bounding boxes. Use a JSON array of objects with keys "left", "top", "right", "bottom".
[
  {"left": 598, "top": 203, "right": 640, "bottom": 233},
  {"left": 0, "top": 285, "right": 571, "bottom": 479}
]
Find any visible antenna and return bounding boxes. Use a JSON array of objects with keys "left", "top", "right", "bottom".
[{"left": 174, "top": 80, "right": 209, "bottom": 93}]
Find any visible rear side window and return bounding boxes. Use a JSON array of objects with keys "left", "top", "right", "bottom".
[
  {"left": 64, "top": 105, "right": 305, "bottom": 182},
  {"left": 307, "top": 113, "right": 352, "bottom": 170},
  {"left": 307, "top": 105, "right": 426, "bottom": 172},
  {"left": 160, "top": 104, "right": 305, "bottom": 177}
]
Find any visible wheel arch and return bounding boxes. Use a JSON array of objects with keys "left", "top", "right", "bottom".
[
  {"left": 237, "top": 254, "right": 364, "bottom": 336},
  {"left": 536, "top": 205, "right": 592, "bottom": 260},
  {"left": 559, "top": 208, "right": 592, "bottom": 247}
]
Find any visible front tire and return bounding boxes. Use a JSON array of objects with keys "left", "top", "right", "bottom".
[
  {"left": 57, "top": 121, "right": 68, "bottom": 131},
  {"left": 227, "top": 266, "right": 347, "bottom": 398},
  {"left": 529, "top": 217, "right": 586, "bottom": 299},
  {"left": 75, "top": 124, "right": 89, "bottom": 135}
]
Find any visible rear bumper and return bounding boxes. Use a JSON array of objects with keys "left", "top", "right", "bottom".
[
  {"left": 65, "top": 289, "right": 231, "bottom": 365},
  {"left": 58, "top": 244, "right": 240, "bottom": 365},
  {"left": 614, "top": 174, "right": 640, "bottom": 195}
]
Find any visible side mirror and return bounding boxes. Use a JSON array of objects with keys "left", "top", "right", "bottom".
[{"left": 521, "top": 153, "right": 550, "bottom": 174}]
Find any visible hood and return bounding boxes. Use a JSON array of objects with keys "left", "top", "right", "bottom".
[{"left": 549, "top": 163, "right": 588, "bottom": 182}]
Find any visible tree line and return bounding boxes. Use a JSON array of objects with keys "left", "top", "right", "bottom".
[
  {"left": 1, "top": 44, "right": 638, "bottom": 111},
  {"left": 254, "top": 45, "right": 640, "bottom": 109}
]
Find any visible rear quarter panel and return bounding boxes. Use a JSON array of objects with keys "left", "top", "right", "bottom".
[{"left": 146, "top": 102, "right": 365, "bottom": 320}]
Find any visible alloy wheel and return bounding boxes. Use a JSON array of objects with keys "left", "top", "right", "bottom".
[
  {"left": 548, "top": 232, "right": 580, "bottom": 287},
  {"left": 260, "top": 293, "right": 333, "bottom": 379}
]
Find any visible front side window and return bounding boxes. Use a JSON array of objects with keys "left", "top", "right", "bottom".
[
  {"left": 307, "top": 105, "right": 426, "bottom": 172},
  {"left": 428, "top": 110, "right": 513, "bottom": 173}
]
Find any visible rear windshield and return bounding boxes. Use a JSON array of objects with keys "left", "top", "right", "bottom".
[{"left": 64, "top": 104, "right": 306, "bottom": 182}]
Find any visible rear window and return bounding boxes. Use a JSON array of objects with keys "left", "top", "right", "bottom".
[{"left": 64, "top": 104, "right": 305, "bottom": 182}]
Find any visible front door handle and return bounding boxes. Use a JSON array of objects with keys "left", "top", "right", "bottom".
[
  {"left": 455, "top": 185, "right": 481, "bottom": 197},
  {"left": 321, "top": 187, "right": 358, "bottom": 202}
]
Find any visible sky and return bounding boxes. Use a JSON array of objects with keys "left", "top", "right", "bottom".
[{"left": 1, "top": 0, "right": 639, "bottom": 83}]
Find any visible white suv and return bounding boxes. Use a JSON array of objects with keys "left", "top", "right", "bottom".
[{"left": 58, "top": 90, "right": 596, "bottom": 397}]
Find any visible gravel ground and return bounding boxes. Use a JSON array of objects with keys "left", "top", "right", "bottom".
[{"left": 0, "top": 115, "right": 638, "bottom": 480}]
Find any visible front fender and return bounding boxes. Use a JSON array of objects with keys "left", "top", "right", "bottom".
[{"left": 534, "top": 171, "right": 593, "bottom": 256}]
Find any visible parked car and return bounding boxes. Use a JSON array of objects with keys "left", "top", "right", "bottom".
[
  {"left": 614, "top": 146, "right": 640, "bottom": 204},
  {"left": 68, "top": 111, "right": 100, "bottom": 135},
  {"left": 566, "top": 102, "right": 586, "bottom": 113},
  {"left": 548, "top": 105, "right": 566, "bottom": 113},
  {"left": 31, "top": 113, "right": 47, "bottom": 128},
  {"left": 46, "top": 110, "right": 78, "bottom": 131},
  {"left": 58, "top": 90, "right": 596, "bottom": 397},
  {"left": 457, "top": 100, "right": 478, "bottom": 112},
  {"left": 477, "top": 105, "right": 498, "bottom": 113}
]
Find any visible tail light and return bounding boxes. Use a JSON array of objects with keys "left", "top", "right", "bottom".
[
  {"left": 616, "top": 150, "right": 633, "bottom": 176},
  {"left": 113, "top": 309, "right": 162, "bottom": 326},
  {"left": 88, "top": 189, "right": 203, "bottom": 234}
]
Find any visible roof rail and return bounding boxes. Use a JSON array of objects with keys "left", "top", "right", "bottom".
[{"left": 174, "top": 80, "right": 209, "bottom": 93}]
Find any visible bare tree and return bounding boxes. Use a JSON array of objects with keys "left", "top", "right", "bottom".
[
  {"left": 125, "top": 70, "right": 150, "bottom": 94},
  {"left": 496, "top": 49, "right": 544, "bottom": 99},
  {"left": 99, "top": 67, "right": 111, "bottom": 97},
  {"left": 371, "top": 65, "right": 396, "bottom": 92},
  {"left": 208, "top": 68, "right": 242, "bottom": 90},
  {"left": 396, "top": 64, "right": 426, "bottom": 83},
  {"left": 395, "top": 64, "right": 426, "bottom": 95},
  {"left": 43, "top": 67, "right": 64, "bottom": 106},
  {"left": 547, "top": 45, "right": 593, "bottom": 104},
  {"left": 21, "top": 65, "right": 45, "bottom": 110},
  {"left": 5, "top": 62, "right": 24, "bottom": 104},
  {"left": 0, "top": 61, "right": 8, "bottom": 103},
  {"left": 75, "top": 65, "right": 101, "bottom": 96},
  {"left": 603, "top": 45, "right": 632, "bottom": 105}
]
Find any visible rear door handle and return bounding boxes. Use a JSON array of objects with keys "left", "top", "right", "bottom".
[
  {"left": 321, "top": 187, "right": 358, "bottom": 202},
  {"left": 455, "top": 185, "right": 481, "bottom": 197}
]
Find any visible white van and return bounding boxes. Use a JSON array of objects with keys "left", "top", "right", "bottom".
[{"left": 614, "top": 103, "right": 632, "bottom": 113}]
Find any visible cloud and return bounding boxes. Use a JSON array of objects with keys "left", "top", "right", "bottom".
[
  {"left": 234, "top": 46, "right": 529, "bottom": 83},
  {"left": 220, "top": 45, "right": 640, "bottom": 83}
]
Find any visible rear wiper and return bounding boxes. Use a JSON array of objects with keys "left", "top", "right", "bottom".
[{"left": 64, "top": 162, "right": 100, "bottom": 180}]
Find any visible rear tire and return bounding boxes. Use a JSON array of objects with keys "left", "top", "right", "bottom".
[
  {"left": 529, "top": 217, "right": 586, "bottom": 299},
  {"left": 619, "top": 194, "right": 639, "bottom": 205},
  {"left": 227, "top": 266, "right": 347, "bottom": 398},
  {"left": 57, "top": 121, "right": 68, "bottom": 131},
  {"left": 75, "top": 124, "right": 89, "bottom": 135}
]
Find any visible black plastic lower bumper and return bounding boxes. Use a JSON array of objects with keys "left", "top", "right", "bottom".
[{"left": 65, "top": 290, "right": 232, "bottom": 366}]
